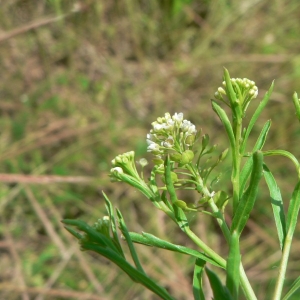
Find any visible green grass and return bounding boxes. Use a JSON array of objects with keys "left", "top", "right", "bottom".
[{"left": 0, "top": 0, "right": 300, "bottom": 299}]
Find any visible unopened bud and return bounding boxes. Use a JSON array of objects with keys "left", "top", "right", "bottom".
[{"left": 180, "top": 150, "right": 194, "bottom": 164}]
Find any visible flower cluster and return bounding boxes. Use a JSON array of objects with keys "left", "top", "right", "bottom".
[
  {"left": 110, "top": 151, "right": 140, "bottom": 182},
  {"left": 215, "top": 77, "right": 258, "bottom": 107},
  {"left": 146, "top": 112, "right": 197, "bottom": 159}
]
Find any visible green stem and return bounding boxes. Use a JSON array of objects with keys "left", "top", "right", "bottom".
[
  {"left": 232, "top": 119, "right": 242, "bottom": 214},
  {"left": 272, "top": 235, "right": 292, "bottom": 300},
  {"left": 208, "top": 198, "right": 257, "bottom": 300},
  {"left": 184, "top": 227, "right": 227, "bottom": 268}
]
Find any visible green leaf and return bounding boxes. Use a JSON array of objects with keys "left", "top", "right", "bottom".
[
  {"left": 239, "top": 120, "right": 271, "bottom": 197},
  {"left": 292, "top": 92, "right": 300, "bottom": 123},
  {"left": 286, "top": 181, "right": 300, "bottom": 235},
  {"left": 206, "top": 267, "right": 233, "bottom": 300},
  {"left": 223, "top": 68, "right": 242, "bottom": 120},
  {"left": 165, "top": 155, "right": 189, "bottom": 230},
  {"left": 211, "top": 100, "right": 235, "bottom": 152},
  {"left": 282, "top": 276, "right": 300, "bottom": 300},
  {"left": 62, "top": 219, "right": 121, "bottom": 254},
  {"left": 83, "top": 242, "right": 175, "bottom": 300},
  {"left": 102, "top": 192, "right": 125, "bottom": 257},
  {"left": 231, "top": 151, "right": 263, "bottom": 235},
  {"left": 116, "top": 209, "right": 145, "bottom": 274},
  {"left": 193, "top": 259, "right": 206, "bottom": 300},
  {"left": 263, "top": 164, "right": 286, "bottom": 250},
  {"left": 226, "top": 231, "right": 240, "bottom": 299},
  {"left": 263, "top": 150, "right": 300, "bottom": 175},
  {"left": 129, "top": 232, "right": 225, "bottom": 269},
  {"left": 240, "top": 81, "right": 274, "bottom": 153}
]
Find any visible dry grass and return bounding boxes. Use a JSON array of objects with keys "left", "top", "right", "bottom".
[{"left": 0, "top": 0, "right": 300, "bottom": 299}]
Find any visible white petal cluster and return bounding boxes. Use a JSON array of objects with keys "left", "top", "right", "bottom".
[{"left": 146, "top": 112, "right": 197, "bottom": 156}]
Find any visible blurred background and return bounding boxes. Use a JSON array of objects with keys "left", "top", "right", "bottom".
[{"left": 0, "top": 0, "right": 300, "bottom": 299}]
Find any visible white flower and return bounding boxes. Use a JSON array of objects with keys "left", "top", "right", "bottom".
[
  {"left": 172, "top": 112, "right": 183, "bottom": 123},
  {"left": 110, "top": 167, "right": 123, "bottom": 174}
]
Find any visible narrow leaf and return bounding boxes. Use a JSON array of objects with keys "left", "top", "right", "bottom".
[
  {"left": 83, "top": 243, "right": 175, "bottom": 300},
  {"left": 193, "top": 259, "right": 206, "bottom": 300},
  {"left": 282, "top": 276, "right": 300, "bottom": 300},
  {"left": 263, "top": 150, "right": 300, "bottom": 175},
  {"left": 211, "top": 100, "right": 235, "bottom": 152},
  {"left": 240, "top": 81, "right": 274, "bottom": 153},
  {"left": 102, "top": 192, "right": 125, "bottom": 257},
  {"left": 206, "top": 267, "right": 233, "bottom": 300},
  {"left": 263, "top": 164, "right": 286, "bottom": 250},
  {"left": 116, "top": 209, "right": 145, "bottom": 274},
  {"left": 231, "top": 151, "right": 263, "bottom": 235},
  {"left": 129, "top": 231, "right": 225, "bottom": 269},
  {"left": 226, "top": 231, "right": 240, "bottom": 299},
  {"left": 286, "top": 181, "right": 300, "bottom": 234},
  {"left": 240, "top": 120, "right": 271, "bottom": 197},
  {"left": 165, "top": 155, "right": 189, "bottom": 229}
]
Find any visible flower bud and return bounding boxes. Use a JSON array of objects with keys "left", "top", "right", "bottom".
[
  {"left": 170, "top": 152, "right": 182, "bottom": 162},
  {"left": 180, "top": 150, "right": 194, "bottom": 164}
]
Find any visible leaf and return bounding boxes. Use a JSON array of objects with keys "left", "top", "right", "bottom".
[
  {"left": 263, "top": 164, "right": 286, "bottom": 250},
  {"left": 239, "top": 120, "right": 271, "bottom": 197},
  {"left": 116, "top": 209, "right": 145, "bottom": 273},
  {"left": 206, "top": 267, "right": 233, "bottom": 300},
  {"left": 102, "top": 192, "right": 125, "bottom": 257},
  {"left": 211, "top": 100, "right": 235, "bottom": 153},
  {"left": 226, "top": 231, "right": 240, "bottom": 299},
  {"left": 231, "top": 151, "right": 263, "bottom": 235},
  {"left": 193, "top": 259, "right": 206, "bottom": 300},
  {"left": 286, "top": 181, "right": 300, "bottom": 235},
  {"left": 83, "top": 242, "right": 175, "bottom": 300},
  {"left": 129, "top": 231, "right": 225, "bottom": 269},
  {"left": 165, "top": 155, "right": 189, "bottom": 229},
  {"left": 263, "top": 149, "right": 300, "bottom": 175},
  {"left": 282, "top": 276, "right": 300, "bottom": 300},
  {"left": 240, "top": 81, "right": 274, "bottom": 153}
]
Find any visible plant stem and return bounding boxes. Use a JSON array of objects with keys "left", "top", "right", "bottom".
[
  {"left": 232, "top": 118, "right": 242, "bottom": 214},
  {"left": 272, "top": 235, "right": 292, "bottom": 300},
  {"left": 208, "top": 198, "right": 257, "bottom": 300},
  {"left": 184, "top": 227, "right": 226, "bottom": 268}
]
